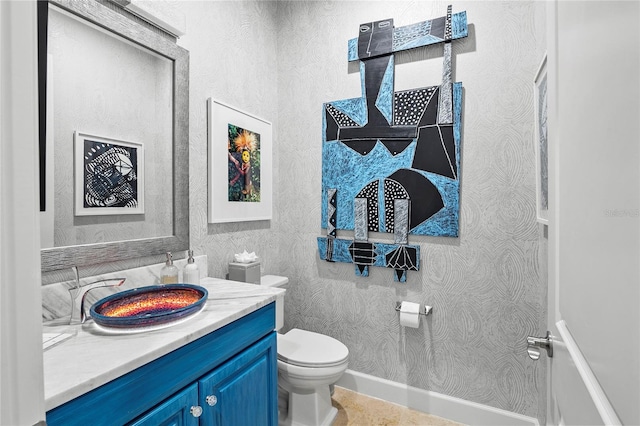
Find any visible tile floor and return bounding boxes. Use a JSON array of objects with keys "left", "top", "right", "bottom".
[{"left": 331, "top": 386, "right": 464, "bottom": 426}]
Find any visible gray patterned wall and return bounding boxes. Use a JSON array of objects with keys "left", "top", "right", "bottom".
[
  {"left": 179, "top": 1, "right": 283, "bottom": 280},
  {"left": 42, "top": 1, "right": 548, "bottom": 422},
  {"left": 272, "top": 1, "right": 548, "bottom": 422}
]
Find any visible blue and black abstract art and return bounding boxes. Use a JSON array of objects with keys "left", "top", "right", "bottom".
[{"left": 317, "top": 6, "right": 468, "bottom": 282}]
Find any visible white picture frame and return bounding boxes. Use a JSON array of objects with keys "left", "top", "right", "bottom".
[
  {"left": 534, "top": 54, "right": 549, "bottom": 224},
  {"left": 207, "top": 98, "right": 272, "bottom": 223},
  {"left": 74, "top": 131, "right": 144, "bottom": 216}
]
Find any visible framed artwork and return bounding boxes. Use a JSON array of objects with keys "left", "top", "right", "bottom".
[
  {"left": 207, "top": 98, "right": 272, "bottom": 223},
  {"left": 74, "top": 131, "right": 144, "bottom": 216},
  {"left": 534, "top": 54, "right": 549, "bottom": 224},
  {"left": 317, "top": 6, "right": 469, "bottom": 281}
]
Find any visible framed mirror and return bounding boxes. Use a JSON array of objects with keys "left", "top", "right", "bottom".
[{"left": 39, "top": 0, "right": 189, "bottom": 273}]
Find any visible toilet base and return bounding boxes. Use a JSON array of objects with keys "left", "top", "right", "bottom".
[{"left": 278, "top": 384, "right": 338, "bottom": 426}]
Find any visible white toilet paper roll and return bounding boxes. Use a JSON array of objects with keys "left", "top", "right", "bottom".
[{"left": 399, "top": 301, "right": 421, "bottom": 328}]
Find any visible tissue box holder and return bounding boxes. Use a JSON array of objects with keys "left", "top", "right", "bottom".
[{"left": 228, "top": 261, "right": 261, "bottom": 284}]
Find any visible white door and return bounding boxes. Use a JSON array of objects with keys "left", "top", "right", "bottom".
[
  {"left": 0, "top": 1, "right": 46, "bottom": 424},
  {"left": 541, "top": 1, "right": 640, "bottom": 425}
]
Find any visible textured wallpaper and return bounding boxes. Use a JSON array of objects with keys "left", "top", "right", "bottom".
[
  {"left": 178, "top": 1, "right": 282, "bottom": 280},
  {"left": 272, "top": 1, "right": 548, "bottom": 422},
  {"left": 42, "top": 1, "right": 547, "bottom": 423}
]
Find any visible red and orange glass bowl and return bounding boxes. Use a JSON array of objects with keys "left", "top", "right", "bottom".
[{"left": 90, "top": 284, "right": 208, "bottom": 329}]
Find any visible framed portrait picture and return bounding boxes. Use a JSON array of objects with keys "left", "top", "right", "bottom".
[
  {"left": 207, "top": 98, "right": 272, "bottom": 223},
  {"left": 534, "top": 54, "right": 549, "bottom": 224},
  {"left": 74, "top": 131, "right": 144, "bottom": 216}
]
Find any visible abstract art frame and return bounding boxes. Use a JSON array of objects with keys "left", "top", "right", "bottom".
[
  {"left": 74, "top": 131, "right": 144, "bottom": 216},
  {"left": 534, "top": 54, "right": 549, "bottom": 224},
  {"left": 207, "top": 98, "right": 272, "bottom": 223},
  {"left": 318, "top": 6, "right": 468, "bottom": 282}
]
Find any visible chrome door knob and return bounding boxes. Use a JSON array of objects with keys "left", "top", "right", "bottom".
[
  {"left": 190, "top": 405, "right": 203, "bottom": 417},
  {"left": 206, "top": 395, "right": 218, "bottom": 406},
  {"left": 527, "top": 331, "right": 553, "bottom": 360}
]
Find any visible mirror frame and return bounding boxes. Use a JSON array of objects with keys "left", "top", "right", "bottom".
[{"left": 40, "top": 0, "right": 189, "bottom": 272}]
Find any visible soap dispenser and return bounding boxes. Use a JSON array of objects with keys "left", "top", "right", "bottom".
[
  {"left": 160, "top": 252, "right": 179, "bottom": 284},
  {"left": 183, "top": 249, "right": 199, "bottom": 284}
]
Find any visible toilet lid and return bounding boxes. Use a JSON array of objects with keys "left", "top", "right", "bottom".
[{"left": 277, "top": 328, "right": 349, "bottom": 368}]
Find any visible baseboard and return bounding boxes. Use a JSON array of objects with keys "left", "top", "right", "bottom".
[{"left": 336, "top": 369, "right": 539, "bottom": 426}]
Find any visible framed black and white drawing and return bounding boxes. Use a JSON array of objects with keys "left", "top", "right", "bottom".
[
  {"left": 534, "top": 54, "right": 548, "bottom": 224},
  {"left": 74, "top": 131, "right": 144, "bottom": 216}
]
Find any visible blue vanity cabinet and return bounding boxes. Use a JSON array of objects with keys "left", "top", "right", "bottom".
[
  {"left": 130, "top": 333, "right": 277, "bottom": 426},
  {"left": 198, "top": 332, "right": 277, "bottom": 426},
  {"left": 46, "top": 303, "right": 277, "bottom": 426},
  {"left": 129, "top": 383, "right": 199, "bottom": 426}
]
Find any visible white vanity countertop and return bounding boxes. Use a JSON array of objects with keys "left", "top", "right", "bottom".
[{"left": 43, "top": 277, "right": 283, "bottom": 412}]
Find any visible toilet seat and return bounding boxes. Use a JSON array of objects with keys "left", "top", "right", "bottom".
[{"left": 277, "top": 328, "right": 349, "bottom": 368}]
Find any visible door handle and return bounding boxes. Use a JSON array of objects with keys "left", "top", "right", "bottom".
[{"left": 527, "top": 331, "right": 553, "bottom": 360}]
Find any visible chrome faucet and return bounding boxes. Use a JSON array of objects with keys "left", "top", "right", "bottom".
[{"left": 69, "top": 266, "right": 126, "bottom": 325}]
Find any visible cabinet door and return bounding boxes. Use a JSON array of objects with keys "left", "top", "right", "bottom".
[
  {"left": 198, "top": 332, "right": 277, "bottom": 426},
  {"left": 129, "top": 383, "right": 200, "bottom": 426}
]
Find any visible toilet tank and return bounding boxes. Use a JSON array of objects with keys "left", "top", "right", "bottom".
[{"left": 260, "top": 275, "right": 288, "bottom": 331}]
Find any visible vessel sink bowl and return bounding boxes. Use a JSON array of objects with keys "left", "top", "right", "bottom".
[{"left": 90, "top": 284, "right": 208, "bottom": 329}]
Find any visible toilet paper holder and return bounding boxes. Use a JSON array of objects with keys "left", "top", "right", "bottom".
[{"left": 395, "top": 301, "right": 433, "bottom": 316}]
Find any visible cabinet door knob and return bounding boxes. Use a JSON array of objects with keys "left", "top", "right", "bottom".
[
  {"left": 206, "top": 395, "right": 218, "bottom": 406},
  {"left": 190, "top": 405, "right": 203, "bottom": 417}
]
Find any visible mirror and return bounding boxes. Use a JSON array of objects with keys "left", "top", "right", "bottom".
[{"left": 40, "top": 0, "right": 189, "bottom": 273}]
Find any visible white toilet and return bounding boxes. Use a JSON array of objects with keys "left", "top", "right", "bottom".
[{"left": 261, "top": 275, "right": 349, "bottom": 426}]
